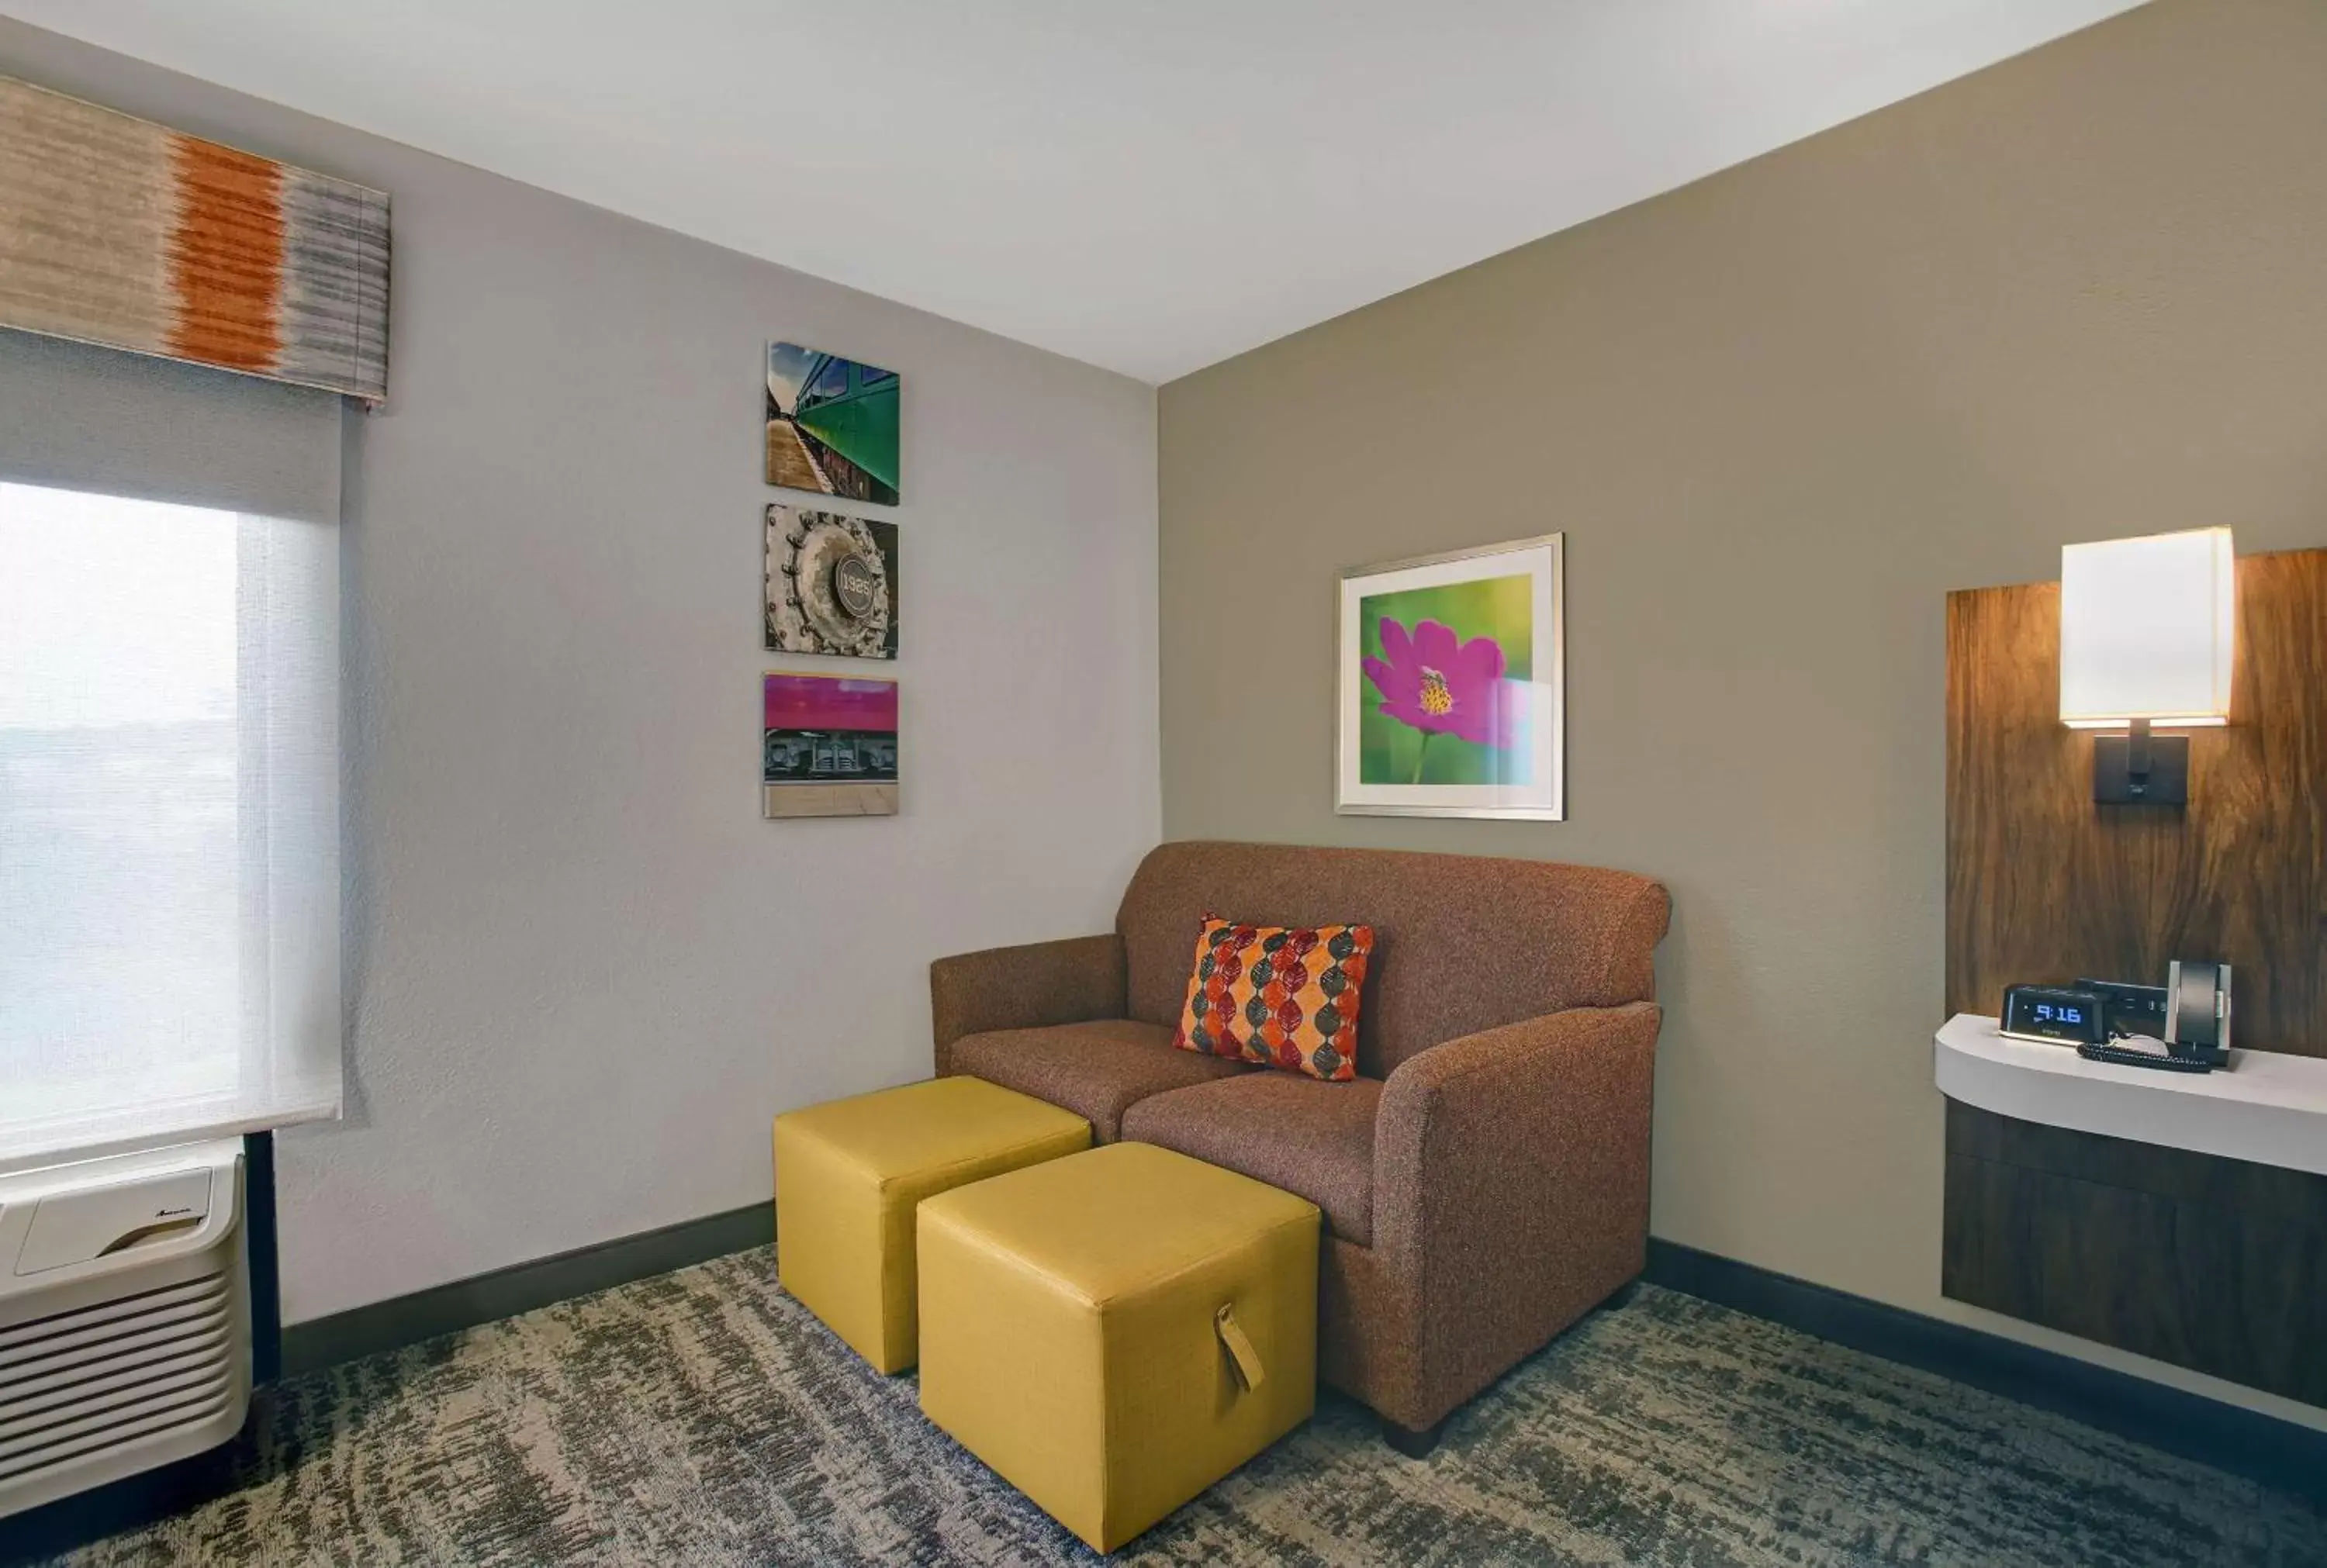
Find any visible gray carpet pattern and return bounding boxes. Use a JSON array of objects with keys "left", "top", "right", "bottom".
[{"left": 43, "top": 1250, "right": 2326, "bottom": 1566}]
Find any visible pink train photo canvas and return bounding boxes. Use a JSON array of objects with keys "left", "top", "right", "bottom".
[{"left": 762, "top": 672, "right": 898, "bottom": 819}]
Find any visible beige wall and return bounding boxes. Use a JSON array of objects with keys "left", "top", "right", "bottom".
[{"left": 1158, "top": 0, "right": 2327, "bottom": 1426}]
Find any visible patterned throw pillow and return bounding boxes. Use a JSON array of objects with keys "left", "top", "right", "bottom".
[{"left": 1171, "top": 916, "right": 1376, "bottom": 1082}]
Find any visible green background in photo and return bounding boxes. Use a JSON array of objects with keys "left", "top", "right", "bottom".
[{"left": 1357, "top": 574, "right": 1533, "bottom": 786}]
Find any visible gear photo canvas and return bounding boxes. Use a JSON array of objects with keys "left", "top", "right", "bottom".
[{"left": 766, "top": 504, "right": 899, "bottom": 660}]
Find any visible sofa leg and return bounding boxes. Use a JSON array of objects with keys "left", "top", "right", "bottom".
[{"left": 1381, "top": 1414, "right": 1446, "bottom": 1459}]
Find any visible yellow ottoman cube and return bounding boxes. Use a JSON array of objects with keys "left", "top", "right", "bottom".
[
  {"left": 773, "top": 1076, "right": 1090, "bottom": 1373},
  {"left": 917, "top": 1141, "right": 1320, "bottom": 1553}
]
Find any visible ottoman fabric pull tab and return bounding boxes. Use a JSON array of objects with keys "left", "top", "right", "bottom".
[{"left": 1215, "top": 1303, "right": 1265, "bottom": 1394}]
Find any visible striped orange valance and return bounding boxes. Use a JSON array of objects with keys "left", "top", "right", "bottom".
[{"left": 0, "top": 76, "right": 389, "bottom": 405}]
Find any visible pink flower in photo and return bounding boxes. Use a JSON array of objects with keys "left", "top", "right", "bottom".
[{"left": 1362, "top": 617, "right": 1509, "bottom": 746}]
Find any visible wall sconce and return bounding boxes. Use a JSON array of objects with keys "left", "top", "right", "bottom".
[{"left": 2059, "top": 527, "right": 2235, "bottom": 805}]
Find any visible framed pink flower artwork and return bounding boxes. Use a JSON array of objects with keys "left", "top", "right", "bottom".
[{"left": 1336, "top": 534, "right": 1565, "bottom": 820}]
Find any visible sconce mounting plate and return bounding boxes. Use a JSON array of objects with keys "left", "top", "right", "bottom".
[{"left": 2093, "top": 723, "right": 2188, "bottom": 806}]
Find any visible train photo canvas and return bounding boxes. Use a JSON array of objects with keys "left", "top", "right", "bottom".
[
  {"left": 766, "top": 342, "right": 901, "bottom": 506},
  {"left": 762, "top": 672, "right": 899, "bottom": 819},
  {"left": 765, "top": 504, "right": 899, "bottom": 659}
]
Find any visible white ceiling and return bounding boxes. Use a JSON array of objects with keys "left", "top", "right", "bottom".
[{"left": 5, "top": 1, "right": 2142, "bottom": 383}]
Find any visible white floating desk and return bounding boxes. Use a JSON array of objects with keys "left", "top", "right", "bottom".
[{"left": 1935, "top": 1013, "right": 2327, "bottom": 1176}]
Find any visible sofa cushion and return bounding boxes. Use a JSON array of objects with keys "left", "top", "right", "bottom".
[
  {"left": 1120, "top": 1072, "right": 1382, "bottom": 1245},
  {"left": 948, "top": 1020, "right": 1250, "bottom": 1143},
  {"left": 1170, "top": 916, "right": 1376, "bottom": 1081}
]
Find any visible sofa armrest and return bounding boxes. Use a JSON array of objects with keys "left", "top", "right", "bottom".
[
  {"left": 1371, "top": 1003, "right": 1661, "bottom": 1421},
  {"left": 929, "top": 934, "right": 1128, "bottom": 1075}
]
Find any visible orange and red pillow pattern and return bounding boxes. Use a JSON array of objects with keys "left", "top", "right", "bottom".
[{"left": 1172, "top": 917, "right": 1376, "bottom": 1081}]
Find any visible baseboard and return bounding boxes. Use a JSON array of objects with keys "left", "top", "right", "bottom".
[
  {"left": 281, "top": 1202, "right": 773, "bottom": 1376},
  {"left": 1644, "top": 1238, "right": 2327, "bottom": 1504}
]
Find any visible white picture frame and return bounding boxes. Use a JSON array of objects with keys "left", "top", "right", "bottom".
[{"left": 1336, "top": 534, "right": 1565, "bottom": 820}]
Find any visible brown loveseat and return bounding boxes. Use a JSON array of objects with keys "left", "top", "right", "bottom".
[{"left": 929, "top": 840, "right": 1670, "bottom": 1451}]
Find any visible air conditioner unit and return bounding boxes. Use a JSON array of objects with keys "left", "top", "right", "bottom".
[{"left": 0, "top": 1139, "right": 250, "bottom": 1520}]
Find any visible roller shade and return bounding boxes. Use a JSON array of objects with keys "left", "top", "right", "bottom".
[{"left": 0, "top": 328, "right": 342, "bottom": 1173}]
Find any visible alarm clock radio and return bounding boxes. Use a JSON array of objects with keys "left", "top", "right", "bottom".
[{"left": 1999, "top": 984, "right": 2107, "bottom": 1046}]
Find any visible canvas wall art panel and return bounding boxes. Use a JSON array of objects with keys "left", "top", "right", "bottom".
[
  {"left": 1336, "top": 534, "right": 1565, "bottom": 820},
  {"left": 766, "top": 342, "right": 900, "bottom": 506},
  {"left": 766, "top": 504, "right": 898, "bottom": 659},
  {"left": 762, "top": 672, "right": 899, "bottom": 819}
]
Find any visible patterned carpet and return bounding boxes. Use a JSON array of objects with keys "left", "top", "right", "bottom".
[{"left": 34, "top": 1250, "right": 2326, "bottom": 1566}]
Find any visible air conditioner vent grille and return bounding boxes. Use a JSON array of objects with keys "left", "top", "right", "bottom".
[
  {"left": 0, "top": 1141, "right": 247, "bottom": 1520},
  {"left": 0, "top": 1268, "right": 238, "bottom": 1489}
]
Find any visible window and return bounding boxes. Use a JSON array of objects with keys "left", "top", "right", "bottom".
[
  {"left": 0, "top": 480, "right": 340, "bottom": 1168},
  {"left": 807, "top": 357, "right": 850, "bottom": 402}
]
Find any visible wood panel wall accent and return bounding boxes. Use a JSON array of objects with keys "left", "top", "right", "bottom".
[
  {"left": 0, "top": 76, "right": 389, "bottom": 404},
  {"left": 1945, "top": 547, "right": 2327, "bottom": 1056},
  {"left": 1942, "top": 1101, "right": 2327, "bottom": 1406}
]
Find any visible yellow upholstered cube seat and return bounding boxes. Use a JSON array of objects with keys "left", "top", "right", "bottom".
[
  {"left": 773, "top": 1076, "right": 1090, "bottom": 1373},
  {"left": 917, "top": 1141, "right": 1320, "bottom": 1553}
]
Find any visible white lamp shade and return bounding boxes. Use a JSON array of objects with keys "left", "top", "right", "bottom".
[{"left": 2059, "top": 527, "right": 2235, "bottom": 729}]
